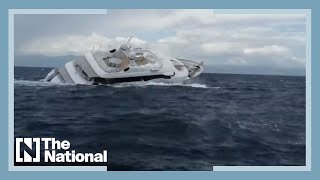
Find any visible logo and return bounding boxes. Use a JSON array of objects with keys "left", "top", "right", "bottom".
[{"left": 15, "top": 138, "right": 107, "bottom": 164}]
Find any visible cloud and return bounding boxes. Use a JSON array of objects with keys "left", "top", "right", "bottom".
[
  {"left": 105, "top": 9, "right": 216, "bottom": 31},
  {"left": 18, "top": 33, "right": 146, "bottom": 56},
  {"left": 201, "top": 42, "right": 243, "bottom": 56},
  {"left": 242, "top": 45, "right": 304, "bottom": 68},
  {"left": 243, "top": 45, "right": 290, "bottom": 56},
  {"left": 14, "top": 10, "right": 307, "bottom": 75},
  {"left": 158, "top": 36, "right": 188, "bottom": 44},
  {"left": 212, "top": 13, "right": 306, "bottom": 23}
]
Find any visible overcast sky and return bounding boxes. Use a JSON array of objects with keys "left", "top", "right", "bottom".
[{"left": 14, "top": 10, "right": 307, "bottom": 75}]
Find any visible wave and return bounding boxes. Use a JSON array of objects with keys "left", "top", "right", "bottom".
[
  {"left": 14, "top": 80, "right": 73, "bottom": 87},
  {"left": 105, "top": 81, "right": 211, "bottom": 89},
  {"left": 14, "top": 79, "right": 217, "bottom": 89}
]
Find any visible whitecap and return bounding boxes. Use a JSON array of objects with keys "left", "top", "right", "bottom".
[
  {"left": 14, "top": 80, "right": 73, "bottom": 87},
  {"left": 107, "top": 81, "right": 209, "bottom": 89},
  {"left": 14, "top": 79, "right": 216, "bottom": 89}
]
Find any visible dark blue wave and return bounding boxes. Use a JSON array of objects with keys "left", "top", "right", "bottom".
[{"left": 14, "top": 66, "right": 306, "bottom": 170}]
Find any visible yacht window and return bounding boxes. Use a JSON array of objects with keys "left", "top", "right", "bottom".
[
  {"left": 124, "top": 67, "right": 130, "bottom": 72},
  {"left": 75, "top": 64, "right": 90, "bottom": 80}
]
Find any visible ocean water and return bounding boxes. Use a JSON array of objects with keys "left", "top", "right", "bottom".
[{"left": 14, "top": 66, "right": 306, "bottom": 170}]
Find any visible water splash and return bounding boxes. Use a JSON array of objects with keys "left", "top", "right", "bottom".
[
  {"left": 14, "top": 80, "right": 73, "bottom": 87},
  {"left": 14, "top": 79, "right": 217, "bottom": 89},
  {"left": 107, "top": 81, "right": 210, "bottom": 89}
]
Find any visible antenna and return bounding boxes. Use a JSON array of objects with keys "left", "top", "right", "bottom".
[
  {"left": 127, "top": 36, "right": 133, "bottom": 43},
  {"left": 127, "top": 36, "right": 133, "bottom": 49},
  {"left": 91, "top": 45, "right": 95, "bottom": 53}
]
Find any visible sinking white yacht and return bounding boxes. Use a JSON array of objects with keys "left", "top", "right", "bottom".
[{"left": 44, "top": 38, "right": 204, "bottom": 85}]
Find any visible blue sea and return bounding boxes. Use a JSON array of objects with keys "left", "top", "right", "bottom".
[{"left": 14, "top": 66, "right": 306, "bottom": 170}]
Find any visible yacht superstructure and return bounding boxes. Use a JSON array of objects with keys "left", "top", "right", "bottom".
[{"left": 44, "top": 38, "right": 204, "bottom": 85}]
